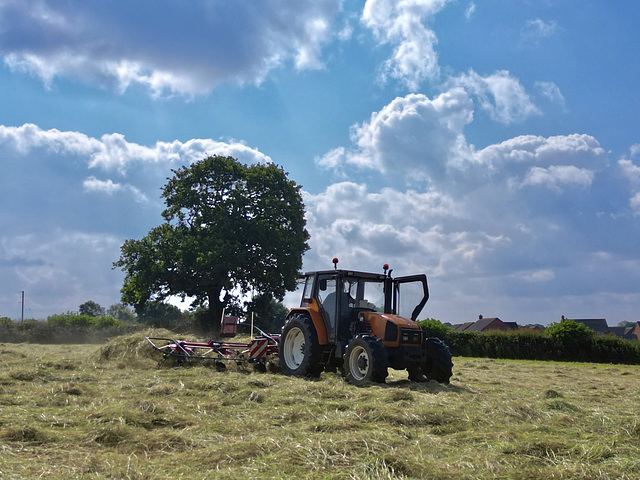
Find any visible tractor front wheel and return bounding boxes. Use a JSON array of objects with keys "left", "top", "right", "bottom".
[
  {"left": 279, "top": 314, "right": 323, "bottom": 378},
  {"left": 424, "top": 337, "right": 453, "bottom": 384},
  {"left": 344, "top": 335, "right": 388, "bottom": 386}
]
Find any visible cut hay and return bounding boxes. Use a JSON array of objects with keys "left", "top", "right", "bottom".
[{"left": 97, "top": 328, "right": 195, "bottom": 366}]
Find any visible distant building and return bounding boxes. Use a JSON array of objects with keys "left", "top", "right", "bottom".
[
  {"left": 571, "top": 318, "right": 610, "bottom": 334},
  {"left": 452, "top": 321, "right": 474, "bottom": 332},
  {"left": 453, "top": 315, "right": 510, "bottom": 333},
  {"left": 631, "top": 322, "right": 640, "bottom": 341},
  {"left": 520, "top": 324, "right": 545, "bottom": 333},
  {"left": 563, "top": 317, "right": 639, "bottom": 341}
]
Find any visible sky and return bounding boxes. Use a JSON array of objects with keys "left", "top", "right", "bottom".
[{"left": 1, "top": 0, "right": 639, "bottom": 326}]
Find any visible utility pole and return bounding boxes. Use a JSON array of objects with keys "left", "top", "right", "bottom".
[{"left": 21, "top": 291, "right": 24, "bottom": 321}]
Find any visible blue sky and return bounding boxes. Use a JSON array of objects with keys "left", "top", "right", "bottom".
[{"left": 1, "top": 0, "right": 639, "bottom": 326}]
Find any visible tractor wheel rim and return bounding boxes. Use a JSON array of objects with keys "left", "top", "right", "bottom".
[
  {"left": 284, "top": 327, "right": 305, "bottom": 368},
  {"left": 349, "top": 345, "right": 369, "bottom": 381}
]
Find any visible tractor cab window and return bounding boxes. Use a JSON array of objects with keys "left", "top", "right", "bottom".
[
  {"left": 394, "top": 276, "right": 429, "bottom": 320},
  {"left": 317, "top": 276, "right": 338, "bottom": 334},
  {"left": 301, "top": 276, "right": 315, "bottom": 305},
  {"left": 344, "top": 276, "right": 385, "bottom": 313}
]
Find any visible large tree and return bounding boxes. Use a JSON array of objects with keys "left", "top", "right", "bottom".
[{"left": 114, "top": 155, "right": 309, "bottom": 335}]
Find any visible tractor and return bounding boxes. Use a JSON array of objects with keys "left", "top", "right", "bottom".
[{"left": 278, "top": 258, "right": 453, "bottom": 386}]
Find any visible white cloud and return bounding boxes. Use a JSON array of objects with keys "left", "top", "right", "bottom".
[
  {"left": 318, "top": 89, "right": 474, "bottom": 182},
  {"left": 0, "top": 124, "right": 272, "bottom": 175},
  {"left": 630, "top": 193, "right": 640, "bottom": 215},
  {"left": 465, "top": 3, "right": 476, "bottom": 20},
  {"left": 473, "top": 134, "right": 606, "bottom": 172},
  {"left": 317, "top": 90, "right": 605, "bottom": 194},
  {"left": 522, "top": 165, "right": 594, "bottom": 191},
  {"left": 83, "top": 176, "right": 148, "bottom": 202},
  {"left": 0, "top": 0, "right": 341, "bottom": 96},
  {"left": 521, "top": 18, "right": 559, "bottom": 45},
  {"left": 361, "top": 0, "right": 453, "bottom": 89},
  {"left": 517, "top": 269, "right": 555, "bottom": 282},
  {"left": 535, "top": 81, "right": 565, "bottom": 107},
  {"left": 619, "top": 146, "right": 640, "bottom": 214},
  {"left": 449, "top": 70, "right": 541, "bottom": 124},
  {"left": 619, "top": 158, "right": 640, "bottom": 183}
]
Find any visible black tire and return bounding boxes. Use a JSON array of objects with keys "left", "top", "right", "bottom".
[
  {"left": 407, "top": 366, "right": 427, "bottom": 382},
  {"left": 344, "top": 335, "right": 388, "bottom": 386},
  {"left": 279, "top": 314, "right": 323, "bottom": 378},
  {"left": 424, "top": 337, "right": 453, "bottom": 384}
]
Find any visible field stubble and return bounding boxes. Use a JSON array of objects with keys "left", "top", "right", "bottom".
[{"left": 0, "top": 331, "right": 639, "bottom": 479}]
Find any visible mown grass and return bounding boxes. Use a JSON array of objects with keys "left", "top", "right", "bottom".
[{"left": 1, "top": 332, "right": 639, "bottom": 479}]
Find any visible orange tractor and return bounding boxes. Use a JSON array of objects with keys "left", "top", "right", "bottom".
[{"left": 279, "top": 259, "right": 453, "bottom": 385}]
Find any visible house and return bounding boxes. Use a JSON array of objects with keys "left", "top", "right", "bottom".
[
  {"left": 461, "top": 315, "right": 511, "bottom": 333},
  {"left": 451, "top": 321, "right": 474, "bottom": 332},
  {"left": 608, "top": 326, "right": 636, "bottom": 340},
  {"left": 571, "top": 318, "right": 610, "bottom": 335},
  {"left": 565, "top": 317, "right": 640, "bottom": 341},
  {"left": 631, "top": 322, "right": 640, "bottom": 341},
  {"left": 520, "top": 324, "right": 545, "bottom": 333}
]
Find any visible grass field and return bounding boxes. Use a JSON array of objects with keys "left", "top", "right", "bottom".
[{"left": 1, "top": 331, "right": 639, "bottom": 479}]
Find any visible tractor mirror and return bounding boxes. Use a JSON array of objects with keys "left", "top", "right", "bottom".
[{"left": 319, "top": 278, "right": 327, "bottom": 291}]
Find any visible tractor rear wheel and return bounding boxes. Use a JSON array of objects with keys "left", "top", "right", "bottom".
[
  {"left": 279, "top": 314, "right": 323, "bottom": 378},
  {"left": 344, "top": 335, "right": 388, "bottom": 386}
]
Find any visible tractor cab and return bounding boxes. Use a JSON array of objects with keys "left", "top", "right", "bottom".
[{"left": 294, "top": 259, "right": 429, "bottom": 346}]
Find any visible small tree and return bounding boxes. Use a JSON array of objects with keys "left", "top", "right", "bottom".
[
  {"left": 114, "top": 155, "right": 309, "bottom": 335},
  {"left": 106, "top": 303, "right": 137, "bottom": 323},
  {"left": 247, "top": 293, "right": 289, "bottom": 333},
  {"left": 545, "top": 318, "right": 594, "bottom": 344},
  {"left": 79, "top": 301, "right": 105, "bottom": 317},
  {"left": 139, "top": 301, "right": 184, "bottom": 328}
]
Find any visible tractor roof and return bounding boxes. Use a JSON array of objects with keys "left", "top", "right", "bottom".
[{"left": 301, "top": 269, "right": 388, "bottom": 281}]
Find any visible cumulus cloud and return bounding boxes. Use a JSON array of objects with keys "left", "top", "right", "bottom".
[
  {"left": 449, "top": 70, "right": 541, "bottom": 124},
  {"left": 0, "top": 0, "right": 341, "bottom": 96},
  {"left": 318, "top": 89, "right": 474, "bottom": 183},
  {"left": 0, "top": 124, "right": 271, "bottom": 174},
  {"left": 619, "top": 145, "right": 640, "bottom": 214},
  {"left": 522, "top": 165, "right": 594, "bottom": 191},
  {"left": 83, "top": 176, "right": 148, "bottom": 202},
  {"left": 317, "top": 90, "right": 605, "bottom": 193},
  {"left": 361, "top": 0, "right": 453, "bottom": 89}
]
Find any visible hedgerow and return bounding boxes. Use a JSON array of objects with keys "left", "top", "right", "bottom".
[
  {"left": 0, "top": 315, "right": 140, "bottom": 344},
  {"left": 419, "top": 319, "right": 640, "bottom": 364}
]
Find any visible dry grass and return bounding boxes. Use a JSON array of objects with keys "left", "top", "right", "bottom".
[{"left": 1, "top": 333, "right": 639, "bottom": 479}]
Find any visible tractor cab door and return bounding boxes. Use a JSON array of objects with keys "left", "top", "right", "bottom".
[
  {"left": 316, "top": 274, "right": 339, "bottom": 343},
  {"left": 392, "top": 275, "right": 429, "bottom": 320}
]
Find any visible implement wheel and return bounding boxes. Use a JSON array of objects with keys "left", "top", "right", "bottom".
[
  {"left": 344, "top": 335, "right": 388, "bottom": 386},
  {"left": 279, "top": 314, "right": 323, "bottom": 378}
]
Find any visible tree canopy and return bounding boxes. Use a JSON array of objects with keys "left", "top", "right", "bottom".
[
  {"left": 79, "top": 300, "right": 105, "bottom": 317},
  {"left": 114, "top": 155, "right": 309, "bottom": 334}
]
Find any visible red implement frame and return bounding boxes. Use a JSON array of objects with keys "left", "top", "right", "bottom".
[{"left": 146, "top": 329, "right": 279, "bottom": 371}]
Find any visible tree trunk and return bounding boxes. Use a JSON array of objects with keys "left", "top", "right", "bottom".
[{"left": 207, "top": 286, "right": 225, "bottom": 338}]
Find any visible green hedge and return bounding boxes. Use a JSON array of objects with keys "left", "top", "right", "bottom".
[
  {"left": 419, "top": 319, "right": 640, "bottom": 364},
  {"left": 0, "top": 315, "right": 140, "bottom": 344}
]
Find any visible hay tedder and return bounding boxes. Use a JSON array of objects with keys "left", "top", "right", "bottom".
[{"left": 145, "top": 328, "right": 279, "bottom": 372}]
